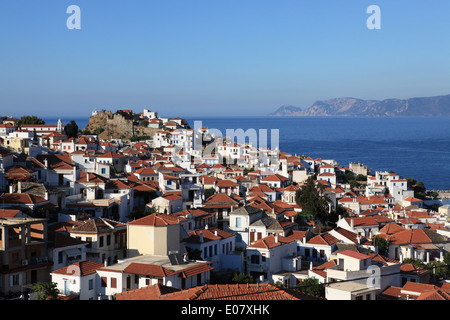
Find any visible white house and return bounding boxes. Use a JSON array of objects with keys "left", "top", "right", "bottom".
[
  {"left": 228, "top": 205, "right": 265, "bottom": 248},
  {"left": 246, "top": 234, "right": 300, "bottom": 285},
  {"left": 95, "top": 254, "right": 213, "bottom": 300},
  {"left": 150, "top": 194, "right": 183, "bottom": 214},
  {"left": 325, "top": 250, "right": 401, "bottom": 300},
  {"left": 182, "top": 226, "right": 240, "bottom": 271},
  {"left": 51, "top": 260, "right": 104, "bottom": 300}
]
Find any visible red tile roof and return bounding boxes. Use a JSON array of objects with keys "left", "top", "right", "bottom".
[
  {"left": 307, "top": 233, "right": 339, "bottom": 246},
  {"left": 116, "top": 283, "right": 321, "bottom": 300},
  {"left": 248, "top": 234, "right": 294, "bottom": 249},
  {"left": 338, "top": 250, "right": 370, "bottom": 260},
  {"left": 52, "top": 260, "right": 104, "bottom": 276},
  {"left": 0, "top": 193, "right": 48, "bottom": 205},
  {"left": 128, "top": 213, "right": 179, "bottom": 226}
]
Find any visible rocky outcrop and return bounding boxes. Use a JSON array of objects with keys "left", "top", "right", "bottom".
[{"left": 83, "top": 110, "right": 159, "bottom": 141}]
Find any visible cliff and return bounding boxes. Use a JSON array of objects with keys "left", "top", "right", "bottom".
[
  {"left": 268, "top": 94, "right": 450, "bottom": 117},
  {"left": 83, "top": 110, "right": 159, "bottom": 141}
]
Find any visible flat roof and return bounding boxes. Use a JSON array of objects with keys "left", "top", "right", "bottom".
[
  {"left": 98, "top": 254, "right": 210, "bottom": 274},
  {"left": 327, "top": 281, "right": 378, "bottom": 294}
]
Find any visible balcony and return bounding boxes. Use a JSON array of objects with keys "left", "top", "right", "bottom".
[
  {"left": 66, "top": 194, "right": 117, "bottom": 207},
  {"left": 22, "top": 256, "right": 49, "bottom": 266}
]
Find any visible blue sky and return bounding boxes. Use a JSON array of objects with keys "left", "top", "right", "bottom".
[{"left": 1, "top": 0, "right": 449, "bottom": 118}]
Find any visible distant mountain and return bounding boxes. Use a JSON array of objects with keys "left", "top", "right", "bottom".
[{"left": 268, "top": 94, "right": 450, "bottom": 117}]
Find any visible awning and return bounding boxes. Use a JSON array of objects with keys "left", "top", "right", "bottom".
[
  {"left": 413, "top": 244, "right": 439, "bottom": 250},
  {"left": 65, "top": 248, "right": 81, "bottom": 257}
]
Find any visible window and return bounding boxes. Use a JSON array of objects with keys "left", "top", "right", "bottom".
[
  {"left": 10, "top": 274, "right": 21, "bottom": 286},
  {"left": 250, "top": 255, "right": 260, "bottom": 264},
  {"left": 107, "top": 235, "right": 111, "bottom": 246},
  {"left": 101, "top": 277, "right": 107, "bottom": 287},
  {"left": 88, "top": 279, "right": 93, "bottom": 290},
  {"left": 99, "top": 236, "right": 104, "bottom": 247},
  {"left": 111, "top": 278, "right": 117, "bottom": 289},
  {"left": 58, "top": 251, "right": 64, "bottom": 264},
  {"left": 235, "top": 217, "right": 242, "bottom": 228},
  {"left": 86, "top": 237, "right": 92, "bottom": 248}
]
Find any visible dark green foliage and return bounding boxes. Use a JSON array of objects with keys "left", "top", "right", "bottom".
[
  {"left": 295, "top": 176, "right": 328, "bottom": 223},
  {"left": 231, "top": 272, "right": 255, "bottom": 284},
  {"left": 372, "top": 235, "right": 389, "bottom": 255},
  {"left": 64, "top": 120, "right": 79, "bottom": 138},
  {"left": 402, "top": 258, "right": 425, "bottom": 268},
  {"left": 15, "top": 115, "right": 45, "bottom": 127},
  {"left": 93, "top": 127, "right": 105, "bottom": 136},
  {"left": 204, "top": 187, "right": 216, "bottom": 199},
  {"left": 31, "top": 282, "right": 60, "bottom": 300},
  {"left": 296, "top": 277, "right": 325, "bottom": 298},
  {"left": 130, "top": 135, "right": 151, "bottom": 142}
]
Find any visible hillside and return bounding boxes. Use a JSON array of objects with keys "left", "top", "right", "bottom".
[
  {"left": 268, "top": 94, "right": 450, "bottom": 117},
  {"left": 83, "top": 110, "right": 159, "bottom": 141}
]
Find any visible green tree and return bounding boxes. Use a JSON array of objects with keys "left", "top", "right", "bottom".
[
  {"left": 93, "top": 127, "right": 105, "bottom": 136},
  {"left": 295, "top": 176, "right": 328, "bottom": 224},
  {"left": 443, "top": 252, "right": 450, "bottom": 275},
  {"left": 16, "top": 115, "right": 45, "bottom": 127},
  {"left": 429, "top": 261, "right": 448, "bottom": 280},
  {"left": 186, "top": 247, "right": 203, "bottom": 260},
  {"left": 372, "top": 235, "right": 389, "bottom": 255},
  {"left": 328, "top": 205, "right": 349, "bottom": 225},
  {"left": 204, "top": 187, "right": 216, "bottom": 199},
  {"left": 296, "top": 277, "right": 325, "bottom": 298},
  {"left": 231, "top": 272, "right": 255, "bottom": 284},
  {"left": 402, "top": 258, "right": 425, "bottom": 268},
  {"left": 31, "top": 282, "right": 60, "bottom": 300},
  {"left": 64, "top": 120, "right": 79, "bottom": 138},
  {"left": 33, "top": 128, "right": 38, "bottom": 142}
]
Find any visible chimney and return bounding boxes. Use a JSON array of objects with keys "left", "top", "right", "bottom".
[
  {"left": 9, "top": 184, "right": 14, "bottom": 193},
  {"left": 351, "top": 218, "right": 354, "bottom": 229},
  {"left": 199, "top": 231, "right": 204, "bottom": 243},
  {"left": 17, "top": 181, "right": 22, "bottom": 194},
  {"left": 275, "top": 234, "right": 279, "bottom": 244},
  {"left": 214, "top": 230, "right": 218, "bottom": 237}
]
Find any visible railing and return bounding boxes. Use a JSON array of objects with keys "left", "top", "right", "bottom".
[
  {"left": 23, "top": 256, "right": 49, "bottom": 266},
  {"left": 66, "top": 197, "right": 116, "bottom": 206}
]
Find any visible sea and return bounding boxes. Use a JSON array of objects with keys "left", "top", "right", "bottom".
[{"left": 45, "top": 116, "right": 450, "bottom": 191}]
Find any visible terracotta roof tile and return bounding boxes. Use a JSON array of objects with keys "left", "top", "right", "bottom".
[
  {"left": 116, "top": 283, "right": 321, "bottom": 300},
  {"left": 52, "top": 260, "right": 104, "bottom": 276}
]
